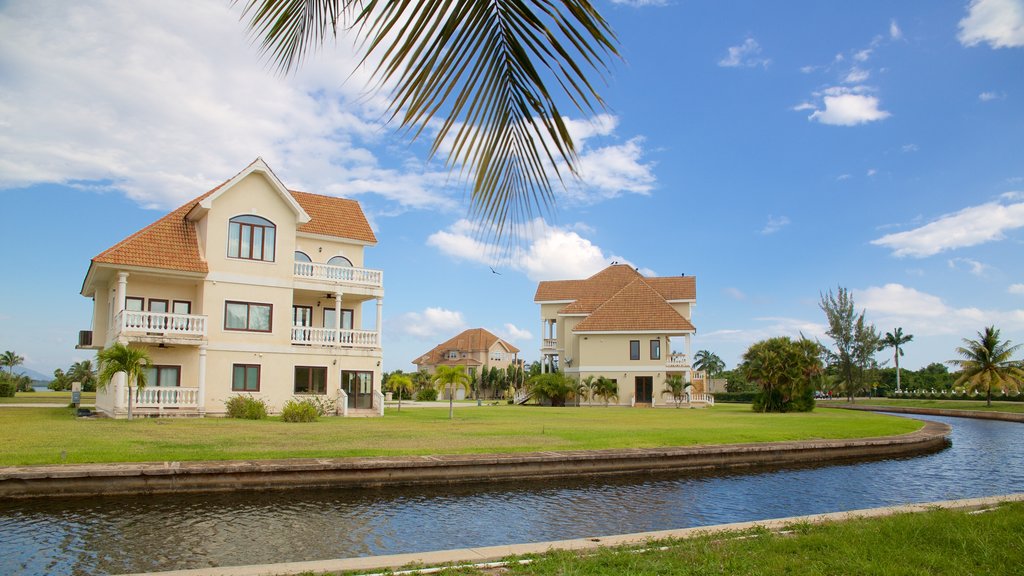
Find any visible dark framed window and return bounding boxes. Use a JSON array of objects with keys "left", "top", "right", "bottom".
[
  {"left": 172, "top": 300, "right": 192, "bottom": 315},
  {"left": 294, "top": 366, "right": 328, "bottom": 395},
  {"left": 232, "top": 364, "right": 260, "bottom": 391},
  {"left": 629, "top": 340, "right": 640, "bottom": 361},
  {"left": 323, "top": 308, "right": 354, "bottom": 330},
  {"left": 225, "top": 301, "right": 273, "bottom": 332},
  {"left": 144, "top": 365, "right": 181, "bottom": 387},
  {"left": 650, "top": 339, "right": 661, "bottom": 360},
  {"left": 227, "top": 215, "right": 276, "bottom": 262},
  {"left": 125, "top": 296, "right": 144, "bottom": 312}
]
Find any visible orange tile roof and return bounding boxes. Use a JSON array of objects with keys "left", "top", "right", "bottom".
[
  {"left": 414, "top": 328, "right": 520, "bottom": 366},
  {"left": 534, "top": 264, "right": 697, "bottom": 332},
  {"left": 90, "top": 174, "right": 376, "bottom": 274}
]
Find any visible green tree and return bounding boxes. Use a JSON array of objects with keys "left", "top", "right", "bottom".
[
  {"left": 68, "top": 359, "right": 98, "bottom": 392},
  {"left": 820, "top": 286, "right": 880, "bottom": 402},
  {"left": 48, "top": 368, "right": 71, "bottom": 391},
  {"left": 240, "top": 0, "right": 618, "bottom": 239},
  {"left": 579, "top": 375, "right": 596, "bottom": 406},
  {"left": 719, "top": 369, "right": 756, "bottom": 393},
  {"left": 741, "top": 336, "right": 823, "bottom": 413},
  {"left": 527, "top": 372, "right": 575, "bottom": 407},
  {"left": 916, "top": 363, "right": 955, "bottom": 392},
  {"left": 661, "top": 374, "right": 686, "bottom": 408},
  {"left": 693, "top": 350, "right": 725, "bottom": 379},
  {"left": 1, "top": 350, "right": 24, "bottom": 377},
  {"left": 97, "top": 343, "right": 152, "bottom": 420},
  {"left": 592, "top": 376, "right": 619, "bottom": 407},
  {"left": 433, "top": 364, "right": 471, "bottom": 419},
  {"left": 948, "top": 326, "right": 1024, "bottom": 407},
  {"left": 412, "top": 368, "right": 433, "bottom": 391},
  {"left": 388, "top": 373, "right": 414, "bottom": 412},
  {"left": 879, "top": 327, "right": 913, "bottom": 393}
]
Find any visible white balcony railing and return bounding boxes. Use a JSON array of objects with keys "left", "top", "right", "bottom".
[
  {"left": 541, "top": 338, "right": 558, "bottom": 350},
  {"left": 666, "top": 352, "right": 690, "bottom": 368},
  {"left": 294, "top": 262, "right": 383, "bottom": 288},
  {"left": 130, "top": 386, "right": 200, "bottom": 409},
  {"left": 291, "top": 326, "right": 379, "bottom": 348},
  {"left": 116, "top": 310, "right": 207, "bottom": 338}
]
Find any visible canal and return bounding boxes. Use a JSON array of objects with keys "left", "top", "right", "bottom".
[{"left": 2, "top": 413, "right": 1022, "bottom": 575}]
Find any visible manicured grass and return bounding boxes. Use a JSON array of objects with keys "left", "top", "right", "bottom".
[
  {"left": 0, "top": 404, "right": 921, "bottom": 466},
  {"left": 826, "top": 398, "right": 1024, "bottom": 414},
  {"left": 400, "top": 502, "right": 1024, "bottom": 576},
  {"left": 0, "top": 391, "right": 95, "bottom": 404}
]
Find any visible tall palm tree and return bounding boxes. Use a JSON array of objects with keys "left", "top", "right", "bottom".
[
  {"left": 1, "top": 350, "right": 24, "bottom": 377},
  {"left": 69, "top": 359, "right": 98, "bottom": 392},
  {"left": 661, "top": 374, "right": 686, "bottom": 408},
  {"left": 580, "top": 375, "right": 596, "bottom": 406},
  {"left": 592, "top": 376, "right": 618, "bottom": 407},
  {"left": 948, "top": 326, "right": 1024, "bottom": 407},
  {"left": 388, "top": 373, "right": 413, "bottom": 412},
  {"left": 693, "top": 350, "right": 725, "bottom": 390},
  {"left": 238, "top": 1, "right": 619, "bottom": 240},
  {"left": 97, "top": 343, "right": 152, "bottom": 420},
  {"left": 879, "top": 327, "right": 913, "bottom": 393},
  {"left": 433, "top": 365, "right": 471, "bottom": 419}
]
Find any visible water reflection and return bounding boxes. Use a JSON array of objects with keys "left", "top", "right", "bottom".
[{"left": 2, "top": 414, "right": 1022, "bottom": 575}]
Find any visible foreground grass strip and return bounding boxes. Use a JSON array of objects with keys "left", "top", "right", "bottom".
[
  {"left": 0, "top": 404, "right": 921, "bottom": 466},
  {"left": 836, "top": 398, "right": 1024, "bottom": 414},
  {"left": 364, "top": 502, "right": 1024, "bottom": 576},
  {"left": 0, "top": 391, "right": 96, "bottom": 404}
]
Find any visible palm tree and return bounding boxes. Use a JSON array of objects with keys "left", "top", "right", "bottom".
[
  {"left": 69, "top": 359, "right": 98, "bottom": 392},
  {"left": 580, "top": 375, "right": 597, "bottom": 406},
  {"left": 879, "top": 328, "right": 913, "bottom": 393},
  {"left": 661, "top": 374, "right": 686, "bottom": 408},
  {"left": 592, "top": 376, "right": 618, "bottom": 407},
  {"left": 238, "top": 1, "right": 618, "bottom": 240},
  {"left": 693, "top": 350, "right": 725, "bottom": 390},
  {"left": 97, "top": 343, "right": 152, "bottom": 420},
  {"left": 388, "top": 373, "right": 414, "bottom": 412},
  {"left": 1, "top": 350, "right": 24, "bottom": 377},
  {"left": 948, "top": 326, "right": 1024, "bottom": 407},
  {"left": 433, "top": 365, "right": 471, "bottom": 419}
]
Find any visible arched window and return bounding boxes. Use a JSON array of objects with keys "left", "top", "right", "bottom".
[
  {"left": 228, "top": 215, "right": 276, "bottom": 262},
  {"left": 294, "top": 251, "right": 311, "bottom": 263},
  {"left": 327, "top": 255, "right": 353, "bottom": 267}
]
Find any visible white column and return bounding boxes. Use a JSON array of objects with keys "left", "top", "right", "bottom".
[
  {"left": 197, "top": 345, "right": 207, "bottom": 415},
  {"left": 113, "top": 272, "right": 129, "bottom": 337},
  {"left": 685, "top": 333, "right": 694, "bottom": 386},
  {"left": 376, "top": 297, "right": 383, "bottom": 348},
  {"left": 113, "top": 371, "right": 127, "bottom": 413},
  {"left": 334, "top": 289, "right": 343, "bottom": 345}
]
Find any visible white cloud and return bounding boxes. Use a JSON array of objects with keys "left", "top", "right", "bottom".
[
  {"left": 836, "top": 174, "right": 853, "bottom": 181},
  {"left": 499, "top": 323, "right": 533, "bottom": 342},
  {"left": 724, "top": 287, "right": 747, "bottom": 300},
  {"left": 857, "top": 283, "right": 1024, "bottom": 336},
  {"left": 428, "top": 218, "right": 636, "bottom": 282},
  {"left": 958, "top": 0, "right": 1024, "bottom": 49},
  {"left": 391, "top": 307, "right": 467, "bottom": 339},
  {"left": 1009, "top": 284, "right": 1024, "bottom": 294},
  {"left": 718, "top": 38, "right": 771, "bottom": 68},
  {"left": 979, "top": 91, "right": 1007, "bottom": 101},
  {"left": 761, "top": 215, "right": 791, "bottom": 235},
  {"left": 702, "top": 317, "right": 829, "bottom": 346},
  {"left": 948, "top": 257, "right": 990, "bottom": 276},
  {"left": 807, "top": 90, "right": 891, "bottom": 126},
  {"left": 871, "top": 197, "right": 1024, "bottom": 257},
  {"left": 902, "top": 143, "right": 920, "bottom": 153},
  {"left": 867, "top": 168, "right": 878, "bottom": 177},
  {"left": 890, "top": 20, "right": 903, "bottom": 40},
  {"left": 844, "top": 67, "right": 871, "bottom": 83},
  {"left": 853, "top": 50, "right": 873, "bottom": 63},
  {"left": 565, "top": 137, "right": 657, "bottom": 202}
]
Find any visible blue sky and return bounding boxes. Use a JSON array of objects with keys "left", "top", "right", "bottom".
[{"left": 1, "top": 0, "right": 1023, "bottom": 376}]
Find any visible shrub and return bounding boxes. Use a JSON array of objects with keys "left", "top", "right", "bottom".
[
  {"left": 224, "top": 395, "right": 268, "bottom": 420},
  {"left": 415, "top": 387, "right": 438, "bottom": 401},
  {"left": 712, "top": 392, "right": 758, "bottom": 403},
  {"left": 0, "top": 379, "right": 15, "bottom": 398},
  {"left": 281, "top": 398, "right": 319, "bottom": 422}
]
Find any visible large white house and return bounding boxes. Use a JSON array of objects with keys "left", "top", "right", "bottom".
[{"left": 78, "top": 159, "right": 384, "bottom": 417}]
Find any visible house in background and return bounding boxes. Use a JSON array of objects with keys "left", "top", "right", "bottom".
[
  {"left": 534, "top": 264, "right": 710, "bottom": 406},
  {"left": 412, "top": 328, "right": 521, "bottom": 399},
  {"left": 78, "top": 159, "right": 384, "bottom": 417}
]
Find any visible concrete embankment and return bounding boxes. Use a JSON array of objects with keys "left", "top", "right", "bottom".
[
  {"left": 127, "top": 492, "right": 1024, "bottom": 576},
  {"left": 836, "top": 403, "right": 1024, "bottom": 423},
  {"left": 0, "top": 420, "right": 950, "bottom": 499}
]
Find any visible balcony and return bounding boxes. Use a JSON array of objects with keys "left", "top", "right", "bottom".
[
  {"left": 291, "top": 326, "right": 379, "bottom": 348},
  {"left": 666, "top": 352, "right": 690, "bottom": 369},
  {"left": 541, "top": 338, "right": 558, "bottom": 351},
  {"left": 115, "top": 310, "right": 207, "bottom": 344},
  {"left": 294, "top": 262, "right": 383, "bottom": 289}
]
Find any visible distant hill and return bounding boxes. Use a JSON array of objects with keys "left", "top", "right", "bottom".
[{"left": 15, "top": 367, "right": 50, "bottom": 381}]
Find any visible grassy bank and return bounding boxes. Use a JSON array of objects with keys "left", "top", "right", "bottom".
[
  {"left": 825, "top": 398, "right": 1024, "bottom": 414},
  {"left": 403, "top": 501, "right": 1024, "bottom": 576},
  {"left": 0, "top": 404, "right": 921, "bottom": 466},
  {"left": 0, "top": 391, "right": 95, "bottom": 404}
]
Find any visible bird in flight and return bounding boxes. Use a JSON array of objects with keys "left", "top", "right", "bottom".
[{"left": 489, "top": 266, "right": 502, "bottom": 275}]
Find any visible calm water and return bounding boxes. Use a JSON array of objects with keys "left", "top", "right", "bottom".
[{"left": 2, "top": 413, "right": 1022, "bottom": 575}]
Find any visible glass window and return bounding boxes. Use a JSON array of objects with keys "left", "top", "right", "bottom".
[
  {"left": 323, "top": 308, "right": 353, "bottom": 330},
  {"left": 172, "top": 301, "right": 191, "bottom": 315},
  {"left": 228, "top": 215, "right": 276, "bottom": 262},
  {"left": 650, "top": 339, "right": 661, "bottom": 360},
  {"left": 294, "top": 366, "right": 327, "bottom": 395},
  {"left": 224, "top": 301, "right": 273, "bottom": 332},
  {"left": 294, "top": 251, "right": 311, "bottom": 263},
  {"left": 144, "top": 365, "right": 181, "bottom": 387},
  {"left": 125, "top": 297, "right": 144, "bottom": 312},
  {"left": 232, "top": 364, "right": 260, "bottom": 391},
  {"left": 629, "top": 340, "right": 640, "bottom": 361},
  {"left": 327, "top": 255, "right": 353, "bottom": 267}
]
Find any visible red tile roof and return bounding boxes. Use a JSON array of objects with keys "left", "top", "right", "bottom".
[{"left": 414, "top": 328, "right": 520, "bottom": 366}]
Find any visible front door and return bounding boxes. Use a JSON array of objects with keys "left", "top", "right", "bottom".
[
  {"left": 341, "top": 370, "right": 373, "bottom": 409},
  {"left": 634, "top": 376, "right": 653, "bottom": 404}
]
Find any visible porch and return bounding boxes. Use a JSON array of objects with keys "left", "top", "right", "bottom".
[
  {"left": 294, "top": 262, "right": 383, "bottom": 290},
  {"left": 291, "top": 326, "right": 380, "bottom": 347},
  {"left": 115, "top": 310, "right": 208, "bottom": 344}
]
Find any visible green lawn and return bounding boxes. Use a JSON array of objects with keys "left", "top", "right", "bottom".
[
  {"left": 396, "top": 502, "right": 1024, "bottom": 576},
  {"left": 0, "top": 391, "right": 95, "bottom": 404},
  {"left": 0, "top": 404, "right": 921, "bottom": 466},
  {"left": 827, "top": 398, "right": 1024, "bottom": 414}
]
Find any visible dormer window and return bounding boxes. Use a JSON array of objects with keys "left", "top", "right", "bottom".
[{"left": 228, "top": 215, "right": 276, "bottom": 262}]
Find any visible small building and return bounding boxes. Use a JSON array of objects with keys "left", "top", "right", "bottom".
[
  {"left": 413, "top": 328, "right": 521, "bottom": 399},
  {"left": 77, "top": 159, "right": 384, "bottom": 417},
  {"left": 534, "top": 264, "right": 709, "bottom": 406}
]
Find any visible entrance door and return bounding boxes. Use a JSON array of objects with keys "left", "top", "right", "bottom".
[
  {"left": 293, "top": 306, "right": 313, "bottom": 343},
  {"left": 341, "top": 370, "right": 373, "bottom": 409},
  {"left": 634, "top": 376, "right": 653, "bottom": 403}
]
